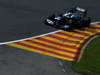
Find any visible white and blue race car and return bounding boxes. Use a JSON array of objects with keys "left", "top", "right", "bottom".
[{"left": 44, "top": 7, "right": 91, "bottom": 31}]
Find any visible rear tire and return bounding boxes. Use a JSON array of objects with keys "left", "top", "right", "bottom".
[{"left": 80, "top": 17, "right": 91, "bottom": 28}]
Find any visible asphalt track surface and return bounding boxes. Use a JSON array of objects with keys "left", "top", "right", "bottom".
[{"left": 0, "top": 0, "right": 100, "bottom": 75}]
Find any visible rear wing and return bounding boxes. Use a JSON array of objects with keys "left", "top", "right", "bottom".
[{"left": 76, "top": 7, "right": 87, "bottom": 12}]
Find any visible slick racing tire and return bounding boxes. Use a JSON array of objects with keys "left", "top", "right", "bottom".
[{"left": 80, "top": 17, "right": 91, "bottom": 28}]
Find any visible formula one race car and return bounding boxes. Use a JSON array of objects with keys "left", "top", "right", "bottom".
[{"left": 44, "top": 7, "right": 91, "bottom": 31}]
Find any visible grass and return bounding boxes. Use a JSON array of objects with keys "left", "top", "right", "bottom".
[{"left": 72, "top": 35, "right": 100, "bottom": 75}]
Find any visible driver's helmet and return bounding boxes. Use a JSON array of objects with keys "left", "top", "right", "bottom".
[
  {"left": 63, "top": 12, "right": 80, "bottom": 19},
  {"left": 63, "top": 12, "right": 73, "bottom": 18}
]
